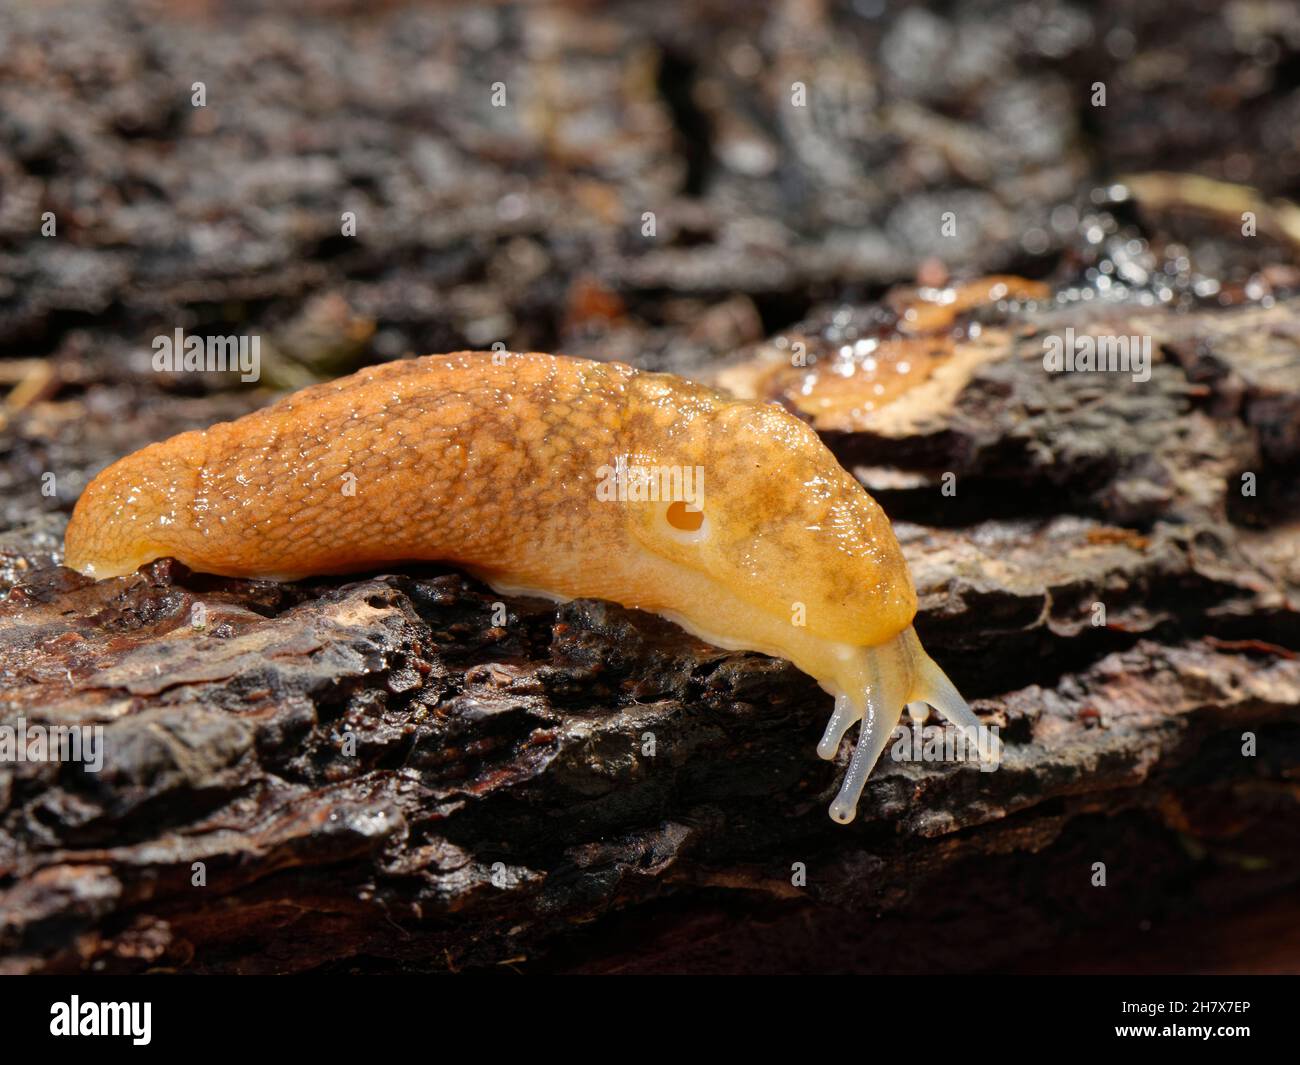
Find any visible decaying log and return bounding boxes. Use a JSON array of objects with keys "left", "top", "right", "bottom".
[{"left": 2, "top": 292, "right": 1298, "bottom": 974}]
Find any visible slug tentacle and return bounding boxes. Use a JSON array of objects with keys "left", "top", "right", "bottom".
[
  {"left": 820, "top": 625, "right": 996, "bottom": 824},
  {"left": 817, "top": 694, "right": 859, "bottom": 760},
  {"left": 828, "top": 639, "right": 909, "bottom": 824},
  {"left": 916, "top": 652, "right": 988, "bottom": 740}
]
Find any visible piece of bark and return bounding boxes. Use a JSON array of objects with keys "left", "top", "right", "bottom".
[{"left": 2, "top": 292, "right": 1299, "bottom": 974}]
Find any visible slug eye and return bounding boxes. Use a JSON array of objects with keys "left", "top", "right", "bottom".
[
  {"left": 666, "top": 500, "right": 702, "bottom": 531},
  {"left": 664, "top": 500, "right": 707, "bottom": 542}
]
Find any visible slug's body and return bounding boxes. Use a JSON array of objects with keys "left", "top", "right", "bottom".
[{"left": 65, "top": 351, "right": 987, "bottom": 822}]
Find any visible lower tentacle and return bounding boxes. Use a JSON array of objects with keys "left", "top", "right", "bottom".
[{"left": 817, "top": 694, "right": 859, "bottom": 760}]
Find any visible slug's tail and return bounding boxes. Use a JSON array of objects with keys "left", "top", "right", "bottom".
[{"left": 818, "top": 625, "right": 999, "bottom": 824}]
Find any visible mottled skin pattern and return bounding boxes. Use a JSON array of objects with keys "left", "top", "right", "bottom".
[
  {"left": 65, "top": 351, "right": 916, "bottom": 647},
  {"left": 67, "top": 351, "right": 982, "bottom": 824}
]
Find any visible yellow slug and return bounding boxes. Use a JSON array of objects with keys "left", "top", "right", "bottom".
[{"left": 64, "top": 351, "right": 985, "bottom": 823}]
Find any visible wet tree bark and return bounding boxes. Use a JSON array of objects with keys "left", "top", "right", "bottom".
[{"left": 2, "top": 293, "right": 1298, "bottom": 974}]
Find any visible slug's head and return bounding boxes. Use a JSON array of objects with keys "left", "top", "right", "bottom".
[
  {"left": 621, "top": 379, "right": 917, "bottom": 648},
  {"left": 620, "top": 375, "right": 994, "bottom": 824}
]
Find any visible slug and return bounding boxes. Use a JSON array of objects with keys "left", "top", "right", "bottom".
[{"left": 65, "top": 351, "right": 985, "bottom": 823}]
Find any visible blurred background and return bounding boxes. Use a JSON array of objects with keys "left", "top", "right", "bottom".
[{"left": 2, "top": 0, "right": 1299, "bottom": 532}]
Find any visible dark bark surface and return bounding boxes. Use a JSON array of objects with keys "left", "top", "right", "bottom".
[
  {"left": 2, "top": 1, "right": 1299, "bottom": 973},
  {"left": 3, "top": 293, "right": 1298, "bottom": 974}
]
